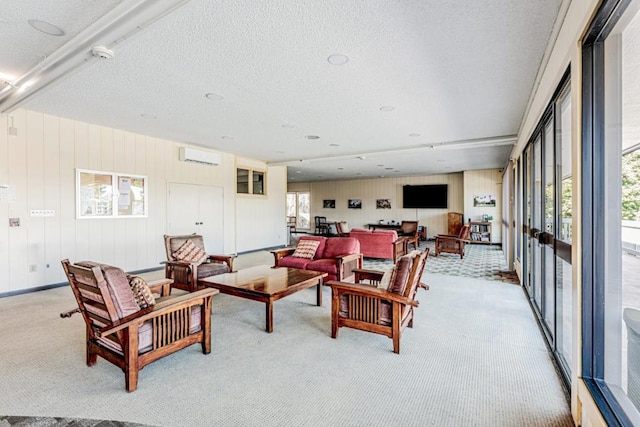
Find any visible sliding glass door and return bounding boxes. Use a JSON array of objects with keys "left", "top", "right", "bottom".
[{"left": 520, "top": 72, "right": 572, "bottom": 385}]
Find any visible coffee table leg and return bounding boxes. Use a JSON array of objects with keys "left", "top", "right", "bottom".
[
  {"left": 316, "top": 278, "right": 323, "bottom": 306},
  {"left": 266, "top": 299, "right": 273, "bottom": 333}
]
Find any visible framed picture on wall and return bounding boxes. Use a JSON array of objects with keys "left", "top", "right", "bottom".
[
  {"left": 323, "top": 199, "right": 336, "bottom": 208},
  {"left": 376, "top": 199, "right": 391, "bottom": 209},
  {"left": 473, "top": 194, "right": 496, "bottom": 207},
  {"left": 348, "top": 199, "right": 362, "bottom": 209}
]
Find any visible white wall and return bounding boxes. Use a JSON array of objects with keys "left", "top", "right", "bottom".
[{"left": 0, "top": 109, "right": 286, "bottom": 294}]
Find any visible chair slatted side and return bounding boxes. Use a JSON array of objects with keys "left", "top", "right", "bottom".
[
  {"left": 348, "top": 295, "right": 380, "bottom": 324},
  {"left": 152, "top": 306, "right": 192, "bottom": 350},
  {"left": 172, "top": 268, "right": 192, "bottom": 287}
]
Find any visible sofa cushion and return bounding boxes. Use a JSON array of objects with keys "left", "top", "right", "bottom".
[
  {"left": 77, "top": 261, "right": 140, "bottom": 320},
  {"left": 196, "top": 261, "right": 230, "bottom": 278},
  {"left": 173, "top": 239, "right": 208, "bottom": 264},
  {"left": 277, "top": 256, "right": 313, "bottom": 269},
  {"left": 127, "top": 275, "right": 156, "bottom": 309},
  {"left": 323, "top": 237, "right": 360, "bottom": 258},
  {"left": 306, "top": 258, "right": 338, "bottom": 275},
  {"left": 292, "top": 239, "right": 321, "bottom": 259},
  {"left": 388, "top": 256, "right": 412, "bottom": 295}
]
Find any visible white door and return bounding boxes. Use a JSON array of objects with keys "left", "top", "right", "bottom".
[{"left": 167, "top": 183, "right": 224, "bottom": 254}]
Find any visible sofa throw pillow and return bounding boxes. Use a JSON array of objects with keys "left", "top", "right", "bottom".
[
  {"left": 377, "top": 266, "right": 396, "bottom": 290},
  {"left": 127, "top": 275, "right": 156, "bottom": 309},
  {"left": 173, "top": 239, "right": 208, "bottom": 264},
  {"left": 292, "top": 239, "right": 320, "bottom": 259}
]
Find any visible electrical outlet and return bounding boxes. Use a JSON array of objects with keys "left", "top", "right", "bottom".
[
  {"left": 29, "top": 264, "right": 37, "bottom": 272},
  {"left": 30, "top": 210, "right": 55, "bottom": 217}
]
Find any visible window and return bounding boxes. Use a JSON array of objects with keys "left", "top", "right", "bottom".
[
  {"left": 236, "top": 168, "right": 266, "bottom": 195},
  {"left": 76, "top": 169, "right": 147, "bottom": 218},
  {"left": 582, "top": 0, "right": 640, "bottom": 424},
  {"left": 287, "top": 192, "right": 310, "bottom": 230}
]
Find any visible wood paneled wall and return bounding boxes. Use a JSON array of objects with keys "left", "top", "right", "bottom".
[
  {"left": 463, "top": 169, "right": 503, "bottom": 243},
  {"left": 290, "top": 170, "right": 503, "bottom": 241},
  {"left": 0, "top": 109, "right": 286, "bottom": 293},
  {"left": 304, "top": 173, "right": 464, "bottom": 239}
]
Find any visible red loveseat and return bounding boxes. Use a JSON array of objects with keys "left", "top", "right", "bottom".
[
  {"left": 271, "top": 236, "right": 362, "bottom": 282},
  {"left": 348, "top": 228, "right": 406, "bottom": 262}
]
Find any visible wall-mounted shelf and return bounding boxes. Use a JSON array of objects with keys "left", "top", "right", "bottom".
[{"left": 469, "top": 221, "right": 492, "bottom": 244}]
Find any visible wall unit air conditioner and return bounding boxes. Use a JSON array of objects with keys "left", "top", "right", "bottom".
[{"left": 179, "top": 147, "right": 221, "bottom": 166}]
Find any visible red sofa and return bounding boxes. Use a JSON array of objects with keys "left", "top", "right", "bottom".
[
  {"left": 349, "top": 228, "right": 406, "bottom": 262},
  {"left": 271, "top": 236, "right": 362, "bottom": 282}
]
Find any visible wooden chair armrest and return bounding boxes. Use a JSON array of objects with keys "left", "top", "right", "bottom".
[
  {"left": 325, "top": 281, "right": 419, "bottom": 307},
  {"left": 333, "top": 253, "right": 362, "bottom": 262},
  {"left": 271, "top": 247, "right": 295, "bottom": 265},
  {"left": 207, "top": 254, "right": 236, "bottom": 271},
  {"left": 353, "top": 268, "right": 384, "bottom": 282},
  {"left": 97, "top": 288, "right": 218, "bottom": 337},
  {"left": 436, "top": 234, "right": 458, "bottom": 239},
  {"left": 161, "top": 260, "right": 198, "bottom": 268},
  {"left": 146, "top": 278, "right": 173, "bottom": 297}
]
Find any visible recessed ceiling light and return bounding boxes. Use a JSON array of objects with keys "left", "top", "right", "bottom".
[
  {"left": 296, "top": 171, "right": 302, "bottom": 173},
  {"left": 327, "top": 54, "right": 349, "bottom": 65},
  {"left": 205, "top": 92, "right": 224, "bottom": 101},
  {"left": 379, "top": 106, "right": 395, "bottom": 112},
  {"left": 282, "top": 124, "right": 295, "bottom": 129},
  {"left": 329, "top": 143, "right": 339, "bottom": 147},
  {"left": 409, "top": 133, "right": 421, "bottom": 137},
  {"left": 385, "top": 167, "right": 393, "bottom": 170},
  {"left": 357, "top": 173, "right": 363, "bottom": 175},
  {"left": 141, "top": 113, "right": 157, "bottom": 119},
  {"left": 221, "top": 136, "right": 234, "bottom": 140},
  {"left": 338, "top": 168, "right": 344, "bottom": 170},
  {"left": 377, "top": 164, "right": 384, "bottom": 167},
  {"left": 28, "top": 19, "right": 65, "bottom": 36},
  {"left": 305, "top": 135, "right": 320, "bottom": 140},
  {"left": 379, "top": 175, "right": 385, "bottom": 178},
  {"left": 357, "top": 156, "right": 366, "bottom": 160}
]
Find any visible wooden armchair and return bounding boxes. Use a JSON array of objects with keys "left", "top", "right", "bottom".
[
  {"left": 61, "top": 259, "right": 218, "bottom": 392},
  {"left": 163, "top": 234, "right": 235, "bottom": 292},
  {"left": 434, "top": 224, "right": 471, "bottom": 259},
  {"left": 399, "top": 220, "right": 419, "bottom": 251},
  {"left": 326, "top": 249, "right": 429, "bottom": 353},
  {"left": 334, "top": 221, "right": 350, "bottom": 237}
]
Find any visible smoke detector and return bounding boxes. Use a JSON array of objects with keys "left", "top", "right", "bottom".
[{"left": 91, "top": 46, "right": 114, "bottom": 60}]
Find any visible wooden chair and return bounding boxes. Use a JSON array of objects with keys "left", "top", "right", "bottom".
[
  {"left": 326, "top": 249, "right": 429, "bottom": 354},
  {"left": 314, "top": 216, "right": 330, "bottom": 235},
  {"left": 287, "top": 216, "right": 297, "bottom": 233},
  {"left": 61, "top": 259, "right": 218, "bottom": 392},
  {"left": 163, "top": 234, "right": 235, "bottom": 292},
  {"left": 434, "top": 224, "right": 471, "bottom": 258},
  {"left": 334, "top": 221, "right": 350, "bottom": 237},
  {"left": 399, "top": 220, "right": 419, "bottom": 251}
]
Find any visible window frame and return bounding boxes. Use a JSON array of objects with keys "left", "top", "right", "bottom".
[
  {"left": 581, "top": 0, "right": 635, "bottom": 425},
  {"left": 236, "top": 167, "right": 267, "bottom": 196}
]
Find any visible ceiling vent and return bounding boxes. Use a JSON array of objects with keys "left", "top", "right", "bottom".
[{"left": 179, "top": 147, "right": 221, "bottom": 166}]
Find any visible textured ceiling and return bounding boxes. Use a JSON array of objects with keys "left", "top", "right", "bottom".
[{"left": 3, "top": 0, "right": 563, "bottom": 182}]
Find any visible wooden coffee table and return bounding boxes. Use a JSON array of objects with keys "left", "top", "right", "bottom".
[{"left": 198, "top": 265, "right": 327, "bottom": 333}]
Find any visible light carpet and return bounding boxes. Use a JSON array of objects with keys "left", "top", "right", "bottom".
[{"left": 0, "top": 249, "right": 571, "bottom": 426}]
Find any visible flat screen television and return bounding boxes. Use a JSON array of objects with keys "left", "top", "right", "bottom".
[{"left": 402, "top": 184, "right": 448, "bottom": 209}]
